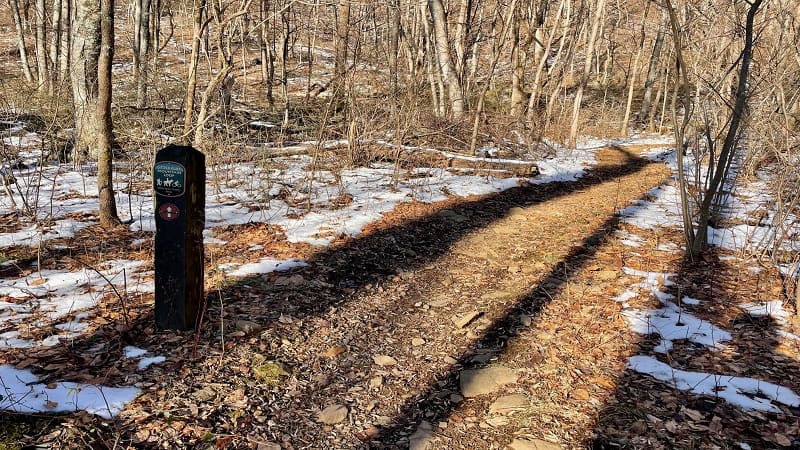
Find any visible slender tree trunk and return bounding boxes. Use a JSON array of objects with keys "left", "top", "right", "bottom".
[
  {"left": 469, "top": 0, "right": 518, "bottom": 152},
  {"left": 388, "top": 0, "right": 401, "bottom": 95},
  {"left": 10, "top": 0, "right": 34, "bottom": 83},
  {"left": 334, "top": 0, "right": 351, "bottom": 83},
  {"left": 567, "top": 0, "right": 605, "bottom": 148},
  {"left": 58, "top": 0, "right": 71, "bottom": 81},
  {"left": 452, "top": 0, "right": 472, "bottom": 81},
  {"left": 183, "top": 0, "right": 207, "bottom": 142},
  {"left": 509, "top": 13, "right": 526, "bottom": 115},
  {"left": 259, "top": 0, "right": 275, "bottom": 107},
  {"left": 640, "top": 8, "right": 666, "bottom": 121},
  {"left": 527, "top": 0, "right": 565, "bottom": 120},
  {"left": 428, "top": 0, "right": 464, "bottom": 118},
  {"left": 133, "top": 0, "right": 151, "bottom": 108},
  {"left": 71, "top": 0, "right": 101, "bottom": 163},
  {"left": 48, "top": 0, "right": 62, "bottom": 95},
  {"left": 620, "top": 2, "right": 650, "bottom": 134},
  {"left": 35, "top": 0, "right": 50, "bottom": 91},
  {"left": 97, "top": 0, "right": 119, "bottom": 225}
]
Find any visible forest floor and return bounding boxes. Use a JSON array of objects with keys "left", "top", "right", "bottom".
[{"left": 1, "top": 140, "right": 799, "bottom": 449}]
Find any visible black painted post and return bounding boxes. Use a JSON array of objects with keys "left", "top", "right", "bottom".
[{"left": 153, "top": 145, "right": 205, "bottom": 330}]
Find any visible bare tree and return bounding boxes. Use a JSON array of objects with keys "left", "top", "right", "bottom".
[
  {"left": 567, "top": 0, "right": 606, "bottom": 149},
  {"left": 666, "top": 0, "right": 764, "bottom": 258},
  {"left": 428, "top": 0, "right": 465, "bottom": 118},
  {"left": 34, "top": 0, "right": 50, "bottom": 91},
  {"left": 10, "top": 0, "right": 35, "bottom": 83},
  {"left": 70, "top": 0, "right": 119, "bottom": 224},
  {"left": 97, "top": 0, "right": 120, "bottom": 225},
  {"left": 133, "top": 0, "right": 152, "bottom": 108}
]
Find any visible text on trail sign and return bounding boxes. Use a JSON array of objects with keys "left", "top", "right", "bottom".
[{"left": 154, "top": 161, "right": 186, "bottom": 197}]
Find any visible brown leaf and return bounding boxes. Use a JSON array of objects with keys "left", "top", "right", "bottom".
[
  {"left": 572, "top": 388, "right": 590, "bottom": 401},
  {"left": 682, "top": 407, "right": 704, "bottom": 421},
  {"left": 322, "top": 344, "right": 347, "bottom": 358},
  {"left": 15, "top": 358, "right": 37, "bottom": 370},
  {"left": 29, "top": 278, "right": 47, "bottom": 286},
  {"left": 215, "top": 436, "right": 234, "bottom": 448},
  {"left": 709, "top": 416, "right": 723, "bottom": 433},
  {"left": 356, "top": 425, "right": 381, "bottom": 441},
  {"left": 773, "top": 433, "right": 792, "bottom": 447}
]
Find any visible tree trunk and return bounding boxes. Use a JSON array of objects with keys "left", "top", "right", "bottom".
[
  {"left": 183, "top": 0, "right": 207, "bottom": 142},
  {"left": 58, "top": 0, "right": 71, "bottom": 81},
  {"left": 9, "top": 0, "right": 34, "bottom": 83},
  {"left": 620, "top": 1, "right": 650, "bottom": 134},
  {"left": 640, "top": 8, "right": 666, "bottom": 121},
  {"left": 133, "top": 0, "right": 151, "bottom": 108},
  {"left": 469, "top": 0, "right": 518, "bottom": 152},
  {"left": 259, "top": 0, "right": 275, "bottom": 107},
  {"left": 567, "top": 0, "right": 605, "bottom": 149},
  {"left": 35, "top": 0, "right": 50, "bottom": 91},
  {"left": 452, "top": 0, "right": 472, "bottom": 81},
  {"left": 388, "top": 0, "right": 401, "bottom": 95},
  {"left": 509, "top": 13, "right": 526, "bottom": 115},
  {"left": 527, "top": 0, "right": 565, "bottom": 120},
  {"left": 48, "top": 0, "right": 62, "bottom": 94},
  {"left": 71, "top": 0, "right": 101, "bottom": 163},
  {"left": 334, "top": 0, "right": 350, "bottom": 84},
  {"left": 428, "top": 0, "right": 465, "bottom": 118},
  {"left": 97, "top": 0, "right": 119, "bottom": 225}
]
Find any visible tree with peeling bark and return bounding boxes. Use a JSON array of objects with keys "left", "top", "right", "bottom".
[
  {"left": 71, "top": 0, "right": 120, "bottom": 225},
  {"left": 428, "top": 0, "right": 465, "bottom": 118}
]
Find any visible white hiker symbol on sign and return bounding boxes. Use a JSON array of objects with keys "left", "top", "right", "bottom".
[{"left": 154, "top": 161, "right": 186, "bottom": 196}]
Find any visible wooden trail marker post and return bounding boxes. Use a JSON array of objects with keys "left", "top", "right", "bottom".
[{"left": 153, "top": 145, "right": 205, "bottom": 330}]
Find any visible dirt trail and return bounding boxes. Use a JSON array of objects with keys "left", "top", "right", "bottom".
[
  {"left": 17, "top": 145, "right": 672, "bottom": 448},
  {"left": 241, "top": 145, "right": 673, "bottom": 449}
]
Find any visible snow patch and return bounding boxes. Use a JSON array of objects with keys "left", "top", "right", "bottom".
[
  {"left": 628, "top": 355, "right": 800, "bottom": 413},
  {"left": 0, "top": 366, "right": 139, "bottom": 419}
]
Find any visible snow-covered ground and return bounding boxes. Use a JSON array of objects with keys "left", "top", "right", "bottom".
[
  {"left": 1, "top": 130, "right": 798, "bottom": 418},
  {"left": 618, "top": 145, "right": 800, "bottom": 413},
  {"left": 0, "top": 131, "right": 618, "bottom": 418}
]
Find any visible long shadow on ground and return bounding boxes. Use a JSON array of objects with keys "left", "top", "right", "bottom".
[
  {"left": 194, "top": 148, "right": 658, "bottom": 446},
  {"left": 221, "top": 148, "right": 651, "bottom": 321},
  {"left": 592, "top": 250, "right": 800, "bottom": 449},
  {"left": 1, "top": 147, "right": 654, "bottom": 448}
]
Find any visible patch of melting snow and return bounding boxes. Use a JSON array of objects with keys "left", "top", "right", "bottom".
[
  {"left": 628, "top": 355, "right": 800, "bottom": 413},
  {"left": 740, "top": 300, "right": 790, "bottom": 324},
  {"left": 219, "top": 258, "right": 307, "bottom": 277},
  {"left": 624, "top": 301, "right": 731, "bottom": 353},
  {"left": 0, "top": 220, "right": 95, "bottom": 249},
  {"left": 123, "top": 346, "right": 166, "bottom": 370},
  {"left": 618, "top": 268, "right": 730, "bottom": 353},
  {"left": 0, "top": 260, "right": 149, "bottom": 349},
  {"left": 137, "top": 356, "right": 166, "bottom": 370},
  {"left": 619, "top": 184, "right": 684, "bottom": 229},
  {"left": 0, "top": 365, "right": 140, "bottom": 419},
  {"left": 617, "top": 230, "right": 646, "bottom": 247},
  {"left": 123, "top": 346, "right": 149, "bottom": 359}
]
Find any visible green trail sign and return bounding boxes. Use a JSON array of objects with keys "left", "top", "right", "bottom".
[
  {"left": 153, "top": 145, "right": 205, "bottom": 331},
  {"left": 154, "top": 161, "right": 186, "bottom": 197}
]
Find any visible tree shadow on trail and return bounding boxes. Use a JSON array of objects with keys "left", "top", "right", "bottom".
[
  {"left": 592, "top": 249, "right": 800, "bottom": 449},
  {"left": 0, "top": 146, "right": 655, "bottom": 448},
  {"left": 218, "top": 146, "right": 651, "bottom": 321},
  {"left": 366, "top": 195, "right": 635, "bottom": 447},
  {"left": 196, "top": 146, "right": 657, "bottom": 445}
]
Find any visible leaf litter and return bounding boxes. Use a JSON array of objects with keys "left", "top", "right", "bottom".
[{"left": 0, "top": 136, "right": 799, "bottom": 448}]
